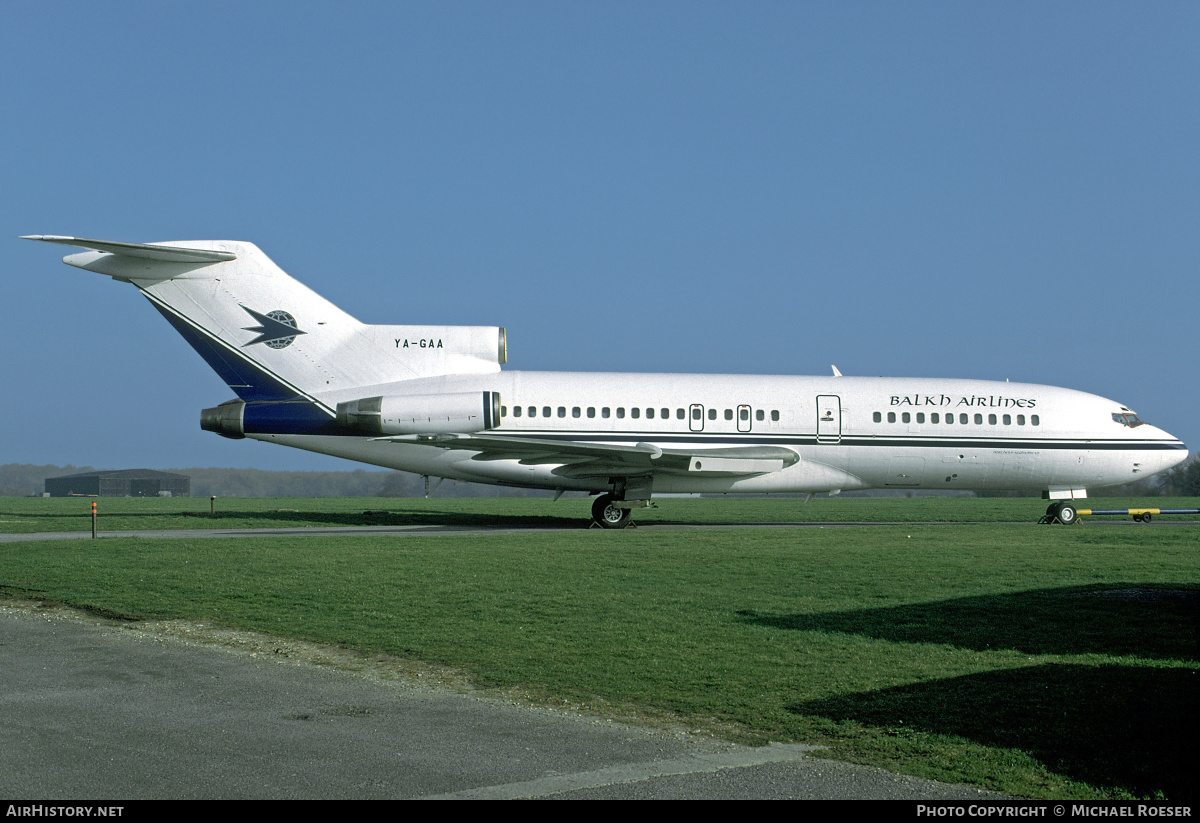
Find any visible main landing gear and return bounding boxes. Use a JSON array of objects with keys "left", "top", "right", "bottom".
[
  {"left": 590, "top": 478, "right": 655, "bottom": 529},
  {"left": 1039, "top": 501, "right": 1078, "bottom": 525},
  {"left": 591, "top": 493, "right": 632, "bottom": 529}
]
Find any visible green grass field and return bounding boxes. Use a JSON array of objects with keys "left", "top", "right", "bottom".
[{"left": 1, "top": 496, "right": 1196, "bottom": 800}]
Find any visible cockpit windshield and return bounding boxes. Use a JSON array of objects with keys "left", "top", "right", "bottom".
[{"left": 1112, "top": 413, "right": 1145, "bottom": 428}]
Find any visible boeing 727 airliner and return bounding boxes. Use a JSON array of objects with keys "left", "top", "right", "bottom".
[{"left": 24, "top": 235, "right": 1188, "bottom": 527}]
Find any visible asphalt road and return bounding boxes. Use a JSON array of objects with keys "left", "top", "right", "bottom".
[
  {"left": 1, "top": 602, "right": 1005, "bottom": 800},
  {"left": 4, "top": 515, "right": 1195, "bottom": 544}
]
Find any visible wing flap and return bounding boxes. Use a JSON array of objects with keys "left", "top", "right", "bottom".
[{"left": 377, "top": 432, "right": 798, "bottom": 477}]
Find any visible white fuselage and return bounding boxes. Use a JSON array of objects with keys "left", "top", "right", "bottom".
[
  {"left": 259, "top": 371, "right": 1187, "bottom": 496},
  {"left": 26, "top": 235, "right": 1186, "bottom": 503}
]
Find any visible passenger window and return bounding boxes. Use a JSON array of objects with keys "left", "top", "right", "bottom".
[
  {"left": 557, "top": 407, "right": 566, "bottom": 418},
  {"left": 631, "top": 408, "right": 640, "bottom": 419},
  {"left": 602, "top": 407, "right": 611, "bottom": 419},
  {"left": 946, "top": 414, "right": 953, "bottom": 425},
  {"left": 740, "top": 408, "right": 749, "bottom": 421},
  {"left": 974, "top": 414, "right": 982, "bottom": 425},
  {"left": 887, "top": 412, "right": 896, "bottom": 423},
  {"left": 724, "top": 409, "right": 733, "bottom": 420},
  {"left": 1003, "top": 414, "right": 1011, "bottom": 425},
  {"left": 662, "top": 408, "right": 670, "bottom": 419},
  {"left": 873, "top": 412, "right": 882, "bottom": 423},
  {"left": 692, "top": 407, "right": 702, "bottom": 420},
  {"left": 916, "top": 412, "right": 924, "bottom": 423},
  {"left": 646, "top": 408, "right": 655, "bottom": 419},
  {"left": 901, "top": 412, "right": 910, "bottom": 423},
  {"left": 617, "top": 407, "right": 625, "bottom": 419},
  {"left": 770, "top": 410, "right": 779, "bottom": 422},
  {"left": 572, "top": 407, "right": 580, "bottom": 418},
  {"left": 931, "top": 413, "right": 939, "bottom": 423},
  {"left": 756, "top": 410, "right": 765, "bottom": 421},
  {"left": 543, "top": 406, "right": 551, "bottom": 418},
  {"left": 513, "top": 406, "right": 522, "bottom": 417},
  {"left": 959, "top": 414, "right": 968, "bottom": 424},
  {"left": 528, "top": 406, "right": 536, "bottom": 417},
  {"left": 1017, "top": 414, "right": 1025, "bottom": 425},
  {"left": 708, "top": 409, "right": 716, "bottom": 420},
  {"left": 587, "top": 407, "right": 595, "bottom": 418},
  {"left": 678, "top": 409, "right": 686, "bottom": 420},
  {"left": 988, "top": 414, "right": 997, "bottom": 425},
  {"left": 1031, "top": 415, "right": 1040, "bottom": 426}
]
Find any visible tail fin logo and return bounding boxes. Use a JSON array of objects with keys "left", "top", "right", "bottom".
[{"left": 240, "top": 305, "right": 305, "bottom": 349}]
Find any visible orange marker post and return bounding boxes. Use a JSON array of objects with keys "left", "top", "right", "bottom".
[{"left": 91, "top": 501, "right": 97, "bottom": 539}]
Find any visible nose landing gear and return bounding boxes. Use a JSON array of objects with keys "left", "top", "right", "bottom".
[{"left": 1039, "top": 502, "right": 1079, "bottom": 525}]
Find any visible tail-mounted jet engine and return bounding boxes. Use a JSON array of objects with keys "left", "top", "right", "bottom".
[
  {"left": 336, "top": 392, "right": 502, "bottom": 434},
  {"left": 201, "top": 391, "right": 502, "bottom": 439}
]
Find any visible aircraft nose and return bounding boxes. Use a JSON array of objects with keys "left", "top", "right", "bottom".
[
  {"left": 1155, "top": 427, "right": 1188, "bottom": 471},
  {"left": 1166, "top": 444, "right": 1189, "bottom": 470}
]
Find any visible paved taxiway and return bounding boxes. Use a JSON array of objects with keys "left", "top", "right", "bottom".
[
  {"left": 4, "top": 515, "right": 1195, "bottom": 544},
  {"left": 1, "top": 602, "right": 1005, "bottom": 800}
]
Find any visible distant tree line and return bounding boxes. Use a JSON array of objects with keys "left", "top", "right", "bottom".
[
  {"left": 0, "top": 464, "right": 99, "bottom": 498},
  {"left": 0, "top": 463, "right": 555, "bottom": 498}
]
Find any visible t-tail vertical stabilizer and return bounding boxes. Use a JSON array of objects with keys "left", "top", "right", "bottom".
[{"left": 22, "top": 236, "right": 507, "bottom": 411}]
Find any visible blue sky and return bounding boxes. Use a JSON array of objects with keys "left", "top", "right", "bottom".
[{"left": 3, "top": 1, "right": 1196, "bottom": 471}]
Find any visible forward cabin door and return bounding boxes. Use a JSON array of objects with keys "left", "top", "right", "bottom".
[
  {"left": 737, "top": 404, "right": 752, "bottom": 433},
  {"left": 816, "top": 395, "right": 842, "bottom": 444}
]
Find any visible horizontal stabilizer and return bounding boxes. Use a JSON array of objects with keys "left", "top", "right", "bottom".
[{"left": 21, "top": 235, "right": 237, "bottom": 263}]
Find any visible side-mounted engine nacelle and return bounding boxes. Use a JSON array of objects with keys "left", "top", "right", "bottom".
[
  {"left": 336, "top": 391, "right": 502, "bottom": 434},
  {"left": 201, "top": 397, "right": 347, "bottom": 439}
]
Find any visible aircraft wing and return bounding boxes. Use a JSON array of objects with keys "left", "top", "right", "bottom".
[{"left": 374, "top": 432, "right": 799, "bottom": 479}]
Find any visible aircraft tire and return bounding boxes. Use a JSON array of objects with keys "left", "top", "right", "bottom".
[
  {"left": 592, "top": 493, "right": 632, "bottom": 529},
  {"left": 1055, "top": 503, "right": 1078, "bottom": 525}
]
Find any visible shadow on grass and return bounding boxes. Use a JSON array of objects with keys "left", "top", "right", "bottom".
[
  {"left": 737, "top": 585, "right": 1199, "bottom": 661},
  {"left": 788, "top": 664, "right": 1197, "bottom": 802},
  {"left": 0, "top": 507, "right": 588, "bottom": 530},
  {"left": 188, "top": 508, "right": 588, "bottom": 529}
]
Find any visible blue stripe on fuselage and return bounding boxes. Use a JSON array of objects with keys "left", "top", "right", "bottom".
[{"left": 485, "top": 430, "right": 1186, "bottom": 451}]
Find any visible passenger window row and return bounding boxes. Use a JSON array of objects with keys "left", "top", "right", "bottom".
[
  {"left": 501, "top": 406, "right": 781, "bottom": 422},
  {"left": 873, "top": 411, "right": 1040, "bottom": 426}
]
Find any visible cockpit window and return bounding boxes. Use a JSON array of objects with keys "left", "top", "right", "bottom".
[{"left": 1111, "top": 413, "right": 1144, "bottom": 428}]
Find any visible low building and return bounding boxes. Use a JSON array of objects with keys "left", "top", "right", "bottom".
[{"left": 45, "top": 469, "right": 190, "bottom": 498}]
